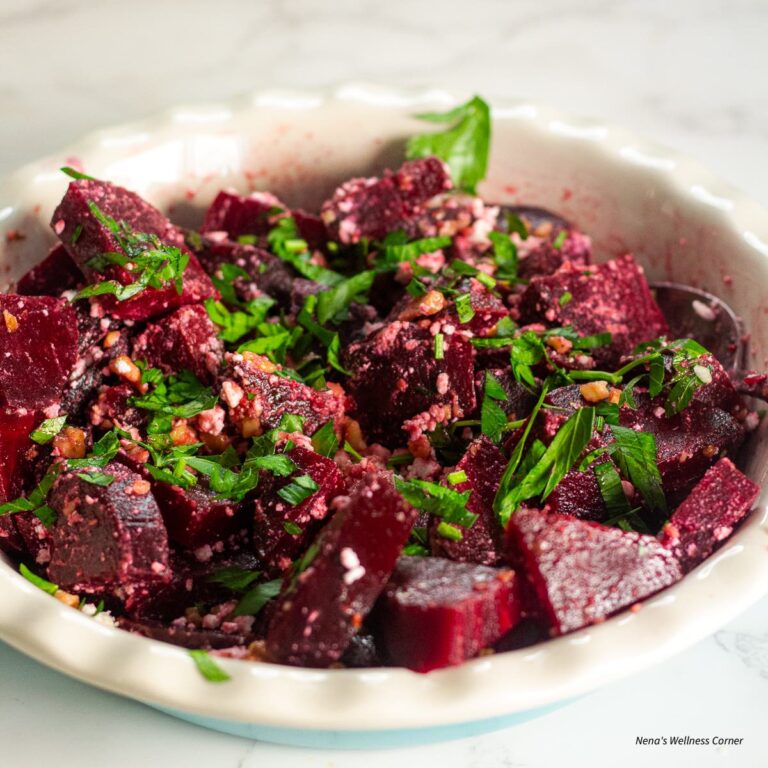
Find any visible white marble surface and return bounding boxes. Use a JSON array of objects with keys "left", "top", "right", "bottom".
[{"left": 1, "top": 0, "right": 767, "bottom": 765}]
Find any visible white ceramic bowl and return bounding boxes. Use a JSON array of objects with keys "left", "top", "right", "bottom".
[{"left": 1, "top": 84, "right": 768, "bottom": 749}]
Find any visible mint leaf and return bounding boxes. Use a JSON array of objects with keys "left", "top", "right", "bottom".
[{"left": 395, "top": 476, "right": 476, "bottom": 529}]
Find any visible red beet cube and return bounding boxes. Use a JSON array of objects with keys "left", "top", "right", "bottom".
[
  {"left": 48, "top": 462, "right": 171, "bottom": 599},
  {"left": 266, "top": 470, "right": 418, "bottom": 667},
  {"left": 14, "top": 511, "right": 52, "bottom": 565},
  {"left": 659, "top": 458, "right": 759, "bottom": 572},
  {"left": 131, "top": 304, "right": 223, "bottom": 384},
  {"left": 429, "top": 437, "right": 508, "bottom": 565},
  {"left": 201, "top": 190, "right": 283, "bottom": 237},
  {"left": 0, "top": 407, "right": 36, "bottom": 503},
  {"left": 89, "top": 383, "right": 147, "bottom": 430},
  {"left": 0, "top": 295, "right": 78, "bottom": 410},
  {"left": 346, "top": 321, "right": 476, "bottom": 446},
  {"left": 222, "top": 352, "right": 344, "bottom": 437},
  {"left": 507, "top": 507, "right": 681, "bottom": 635},
  {"left": 544, "top": 462, "right": 608, "bottom": 522},
  {"left": 152, "top": 481, "right": 244, "bottom": 549},
  {"left": 16, "top": 245, "right": 83, "bottom": 296},
  {"left": 320, "top": 158, "right": 452, "bottom": 244},
  {"left": 374, "top": 556, "right": 520, "bottom": 672},
  {"left": 520, "top": 255, "right": 668, "bottom": 366},
  {"left": 253, "top": 445, "right": 345, "bottom": 576},
  {"left": 51, "top": 179, "right": 215, "bottom": 321},
  {"left": 195, "top": 237, "right": 294, "bottom": 305},
  {"left": 498, "top": 205, "right": 591, "bottom": 279},
  {"left": 118, "top": 617, "right": 255, "bottom": 650}
]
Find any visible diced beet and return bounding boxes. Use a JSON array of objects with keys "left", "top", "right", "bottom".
[
  {"left": 195, "top": 237, "right": 294, "bottom": 305},
  {"left": 118, "top": 617, "right": 254, "bottom": 650},
  {"left": 430, "top": 278, "right": 508, "bottom": 337},
  {"left": 545, "top": 459, "right": 609, "bottom": 523},
  {"left": 266, "top": 470, "right": 417, "bottom": 667},
  {"left": 131, "top": 304, "right": 223, "bottom": 384},
  {"left": 687, "top": 353, "right": 741, "bottom": 414},
  {"left": 47, "top": 462, "right": 171, "bottom": 599},
  {"left": 497, "top": 205, "right": 591, "bottom": 279},
  {"left": 620, "top": 394, "right": 745, "bottom": 506},
  {"left": 507, "top": 507, "right": 681, "bottom": 635},
  {"left": 429, "top": 437, "right": 507, "bottom": 565},
  {"left": 201, "top": 190, "right": 283, "bottom": 237},
  {"left": 16, "top": 245, "right": 83, "bottom": 296},
  {"left": 0, "top": 516, "right": 23, "bottom": 555},
  {"left": 320, "top": 158, "right": 452, "bottom": 244},
  {"left": 14, "top": 511, "right": 51, "bottom": 565},
  {"left": 89, "top": 383, "right": 147, "bottom": 430},
  {"left": 519, "top": 255, "right": 668, "bottom": 366},
  {"left": 152, "top": 482, "right": 244, "bottom": 549},
  {"left": 0, "top": 296, "right": 78, "bottom": 410},
  {"left": 51, "top": 179, "right": 215, "bottom": 321},
  {"left": 659, "top": 458, "right": 759, "bottom": 572},
  {"left": 0, "top": 408, "right": 36, "bottom": 503},
  {"left": 374, "top": 556, "right": 520, "bottom": 672},
  {"left": 346, "top": 321, "right": 476, "bottom": 446},
  {"left": 253, "top": 446, "right": 345, "bottom": 576},
  {"left": 293, "top": 210, "right": 329, "bottom": 252},
  {"left": 223, "top": 352, "right": 344, "bottom": 437}
]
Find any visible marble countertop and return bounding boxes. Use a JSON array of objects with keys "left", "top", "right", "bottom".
[{"left": 1, "top": 0, "right": 766, "bottom": 765}]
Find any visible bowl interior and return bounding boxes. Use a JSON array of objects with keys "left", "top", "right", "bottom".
[{"left": 1, "top": 89, "right": 767, "bottom": 731}]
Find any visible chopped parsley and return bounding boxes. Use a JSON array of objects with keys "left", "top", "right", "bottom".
[
  {"left": 434, "top": 332, "right": 445, "bottom": 360},
  {"left": 188, "top": 649, "right": 231, "bottom": 683},
  {"left": 233, "top": 578, "right": 282, "bottom": 617},
  {"left": 30, "top": 415, "right": 67, "bottom": 445},
  {"left": 74, "top": 202, "right": 189, "bottom": 302},
  {"left": 311, "top": 420, "right": 339, "bottom": 458},
  {"left": 20, "top": 563, "right": 59, "bottom": 595},
  {"left": 481, "top": 371, "right": 510, "bottom": 444},
  {"left": 278, "top": 474, "right": 319, "bottom": 506}
]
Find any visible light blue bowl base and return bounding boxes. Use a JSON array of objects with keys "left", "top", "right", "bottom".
[{"left": 150, "top": 698, "right": 575, "bottom": 749}]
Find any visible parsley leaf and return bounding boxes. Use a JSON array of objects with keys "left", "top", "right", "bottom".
[
  {"left": 76, "top": 471, "right": 115, "bottom": 487},
  {"left": 311, "top": 420, "right": 339, "bottom": 458},
  {"left": 206, "top": 566, "right": 261, "bottom": 592},
  {"left": 233, "top": 578, "right": 282, "bottom": 617},
  {"left": 315, "top": 270, "right": 375, "bottom": 325},
  {"left": 188, "top": 649, "right": 231, "bottom": 683},
  {"left": 488, "top": 231, "right": 518, "bottom": 282},
  {"left": 30, "top": 415, "right": 67, "bottom": 444},
  {"left": 481, "top": 371, "right": 510, "bottom": 444},
  {"left": 0, "top": 464, "right": 62, "bottom": 526},
  {"left": 278, "top": 474, "right": 319, "bottom": 506},
  {"left": 395, "top": 476, "right": 476, "bottom": 529},
  {"left": 496, "top": 406, "right": 595, "bottom": 525},
  {"left": 406, "top": 95, "right": 491, "bottom": 194},
  {"left": 60, "top": 166, "right": 95, "bottom": 181},
  {"left": 20, "top": 563, "right": 59, "bottom": 595},
  {"left": 74, "top": 202, "right": 189, "bottom": 302},
  {"left": 267, "top": 216, "right": 343, "bottom": 285}
]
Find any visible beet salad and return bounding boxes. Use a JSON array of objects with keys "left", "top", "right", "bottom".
[{"left": 0, "top": 96, "right": 762, "bottom": 678}]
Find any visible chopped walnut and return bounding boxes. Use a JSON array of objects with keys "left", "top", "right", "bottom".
[
  {"left": 3, "top": 310, "right": 19, "bottom": 333},
  {"left": 170, "top": 421, "right": 198, "bottom": 446},
  {"left": 398, "top": 290, "right": 446, "bottom": 321},
  {"left": 103, "top": 330, "right": 121, "bottom": 348},
  {"left": 241, "top": 417, "right": 262, "bottom": 438},
  {"left": 241, "top": 351, "right": 277, "bottom": 374},
  {"left": 546, "top": 335, "right": 573, "bottom": 355},
  {"left": 109, "top": 355, "right": 144, "bottom": 389},
  {"left": 579, "top": 380, "right": 611, "bottom": 403},
  {"left": 344, "top": 419, "right": 367, "bottom": 453},
  {"left": 54, "top": 589, "right": 80, "bottom": 608},
  {"left": 53, "top": 427, "right": 86, "bottom": 459}
]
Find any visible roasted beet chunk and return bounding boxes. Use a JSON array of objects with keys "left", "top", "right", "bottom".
[
  {"left": 375, "top": 556, "right": 520, "bottom": 672},
  {"left": 0, "top": 295, "right": 78, "bottom": 410},
  {"left": 346, "top": 321, "right": 476, "bottom": 446},
  {"left": 430, "top": 437, "right": 507, "bottom": 565},
  {"left": 89, "top": 384, "right": 147, "bottom": 430},
  {"left": 152, "top": 482, "right": 244, "bottom": 549},
  {"left": 201, "top": 190, "right": 283, "bottom": 237},
  {"left": 48, "top": 462, "right": 171, "bottom": 599},
  {"left": 266, "top": 471, "right": 417, "bottom": 667},
  {"left": 222, "top": 352, "right": 344, "bottom": 437},
  {"left": 497, "top": 205, "right": 591, "bottom": 279},
  {"left": 51, "top": 179, "right": 215, "bottom": 321},
  {"left": 118, "top": 617, "right": 255, "bottom": 650},
  {"left": 0, "top": 408, "right": 36, "bottom": 503},
  {"left": 659, "top": 458, "right": 759, "bottom": 572},
  {"left": 507, "top": 508, "right": 681, "bottom": 635},
  {"left": 253, "top": 446, "right": 344, "bottom": 576},
  {"left": 16, "top": 244, "right": 83, "bottom": 296},
  {"left": 320, "top": 158, "right": 452, "bottom": 244},
  {"left": 519, "top": 255, "right": 668, "bottom": 366},
  {"left": 132, "top": 304, "right": 223, "bottom": 384},
  {"left": 544, "top": 461, "right": 608, "bottom": 522}
]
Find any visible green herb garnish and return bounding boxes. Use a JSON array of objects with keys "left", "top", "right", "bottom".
[
  {"left": 188, "top": 650, "right": 231, "bottom": 683},
  {"left": 278, "top": 474, "right": 319, "bottom": 506},
  {"left": 20, "top": 563, "right": 58, "bottom": 595},
  {"left": 30, "top": 415, "right": 67, "bottom": 445},
  {"left": 406, "top": 95, "right": 491, "bottom": 193}
]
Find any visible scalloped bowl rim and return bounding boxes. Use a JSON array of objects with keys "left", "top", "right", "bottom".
[{"left": 0, "top": 83, "right": 767, "bottom": 733}]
